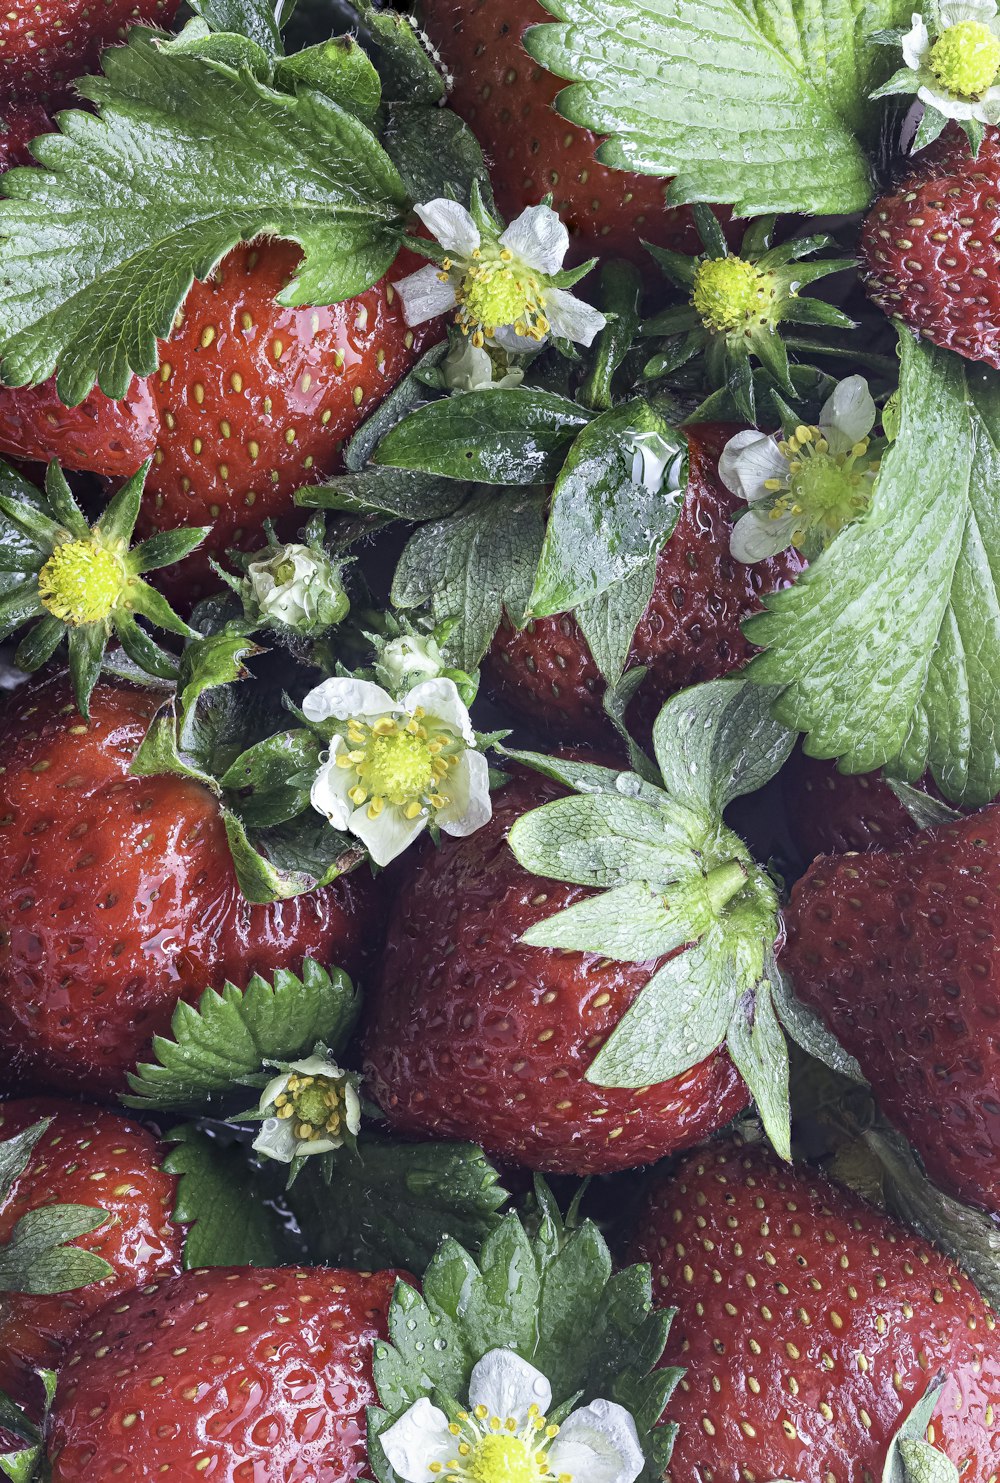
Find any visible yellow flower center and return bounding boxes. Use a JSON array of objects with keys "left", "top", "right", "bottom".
[
  {"left": 691, "top": 255, "right": 770, "bottom": 334},
  {"left": 431, "top": 1406, "right": 571, "bottom": 1483},
  {"left": 336, "top": 708, "right": 462, "bottom": 822},
  {"left": 765, "top": 424, "right": 878, "bottom": 551},
  {"left": 272, "top": 1072, "right": 348, "bottom": 1144},
  {"left": 37, "top": 537, "right": 127, "bottom": 625},
  {"left": 446, "top": 247, "right": 550, "bottom": 347},
  {"left": 929, "top": 19, "right": 1000, "bottom": 97}
]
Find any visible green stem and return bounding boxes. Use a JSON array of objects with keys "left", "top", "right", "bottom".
[{"left": 705, "top": 859, "right": 749, "bottom": 915}]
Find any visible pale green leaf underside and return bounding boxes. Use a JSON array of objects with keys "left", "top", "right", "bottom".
[
  {"left": 0, "top": 36, "right": 408, "bottom": 403},
  {"left": 526, "top": 0, "right": 911, "bottom": 214},
  {"left": 747, "top": 334, "right": 1000, "bottom": 806}
]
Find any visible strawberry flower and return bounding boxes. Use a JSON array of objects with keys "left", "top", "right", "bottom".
[
  {"left": 440, "top": 337, "right": 525, "bottom": 393},
  {"left": 252, "top": 1054, "right": 361, "bottom": 1164},
  {"left": 720, "top": 375, "right": 881, "bottom": 561},
  {"left": 394, "top": 193, "right": 606, "bottom": 352},
  {"left": 873, "top": 0, "right": 1000, "bottom": 143},
  {"left": 305, "top": 676, "right": 491, "bottom": 867},
  {"left": 246, "top": 543, "right": 349, "bottom": 633},
  {"left": 380, "top": 1348, "right": 644, "bottom": 1483}
]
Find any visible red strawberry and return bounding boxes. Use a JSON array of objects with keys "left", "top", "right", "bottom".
[
  {"left": 0, "top": 101, "right": 53, "bottom": 172},
  {"left": 0, "top": 1097, "right": 183, "bottom": 1421},
  {"left": 418, "top": 0, "right": 703, "bottom": 263},
  {"left": 860, "top": 126, "right": 1000, "bottom": 367},
  {"left": 484, "top": 424, "right": 805, "bottom": 743},
  {"left": 45, "top": 1265, "right": 406, "bottom": 1480},
  {"left": 0, "top": 374, "right": 157, "bottom": 479},
  {"left": 0, "top": 670, "right": 381, "bottom": 1096},
  {"left": 782, "top": 806, "right": 1000, "bottom": 1215},
  {"left": 364, "top": 767, "right": 749, "bottom": 1175},
  {"left": 0, "top": 0, "right": 179, "bottom": 106},
  {"left": 781, "top": 749, "right": 928, "bottom": 860},
  {"left": 628, "top": 1137, "right": 1000, "bottom": 1483}
]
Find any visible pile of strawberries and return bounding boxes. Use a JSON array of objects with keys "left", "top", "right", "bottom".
[{"left": 2, "top": 0, "right": 1000, "bottom": 1478}]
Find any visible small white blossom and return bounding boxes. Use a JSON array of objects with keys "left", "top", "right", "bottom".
[
  {"left": 441, "top": 338, "right": 525, "bottom": 394},
  {"left": 246, "top": 544, "right": 348, "bottom": 632},
  {"left": 720, "top": 376, "right": 879, "bottom": 562},
  {"left": 893, "top": 0, "right": 1000, "bottom": 122},
  {"left": 377, "top": 633, "right": 447, "bottom": 691},
  {"left": 395, "top": 198, "right": 605, "bottom": 352},
  {"left": 306, "top": 676, "right": 491, "bottom": 867},
  {"left": 252, "top": 1054, "right": 360, "bottom": 1164},
  {"left": 381, "top": 1349, "right": 645, "bottom": 1483}
]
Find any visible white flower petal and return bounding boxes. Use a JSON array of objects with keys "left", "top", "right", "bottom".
[
  {"left": 718, "top": 430, "right": 789, "bottom": 503},
  {"left": 350, "top": 801, "right": 427, "bottom": 867},
  {"left": 902, "top": 12, "right": 931, "bottom": 68},
  {"left": 915, "top": 80, "right": 983, "bottom": 115},
  {"left": 252, "top": 1117, "right": 301, "bottom": 1163},
  {"left": 415, "top": 199, "right": 481, "bottom": 255},
  {"left": 343, "top": 1078, "right": 362, "bottom": 1136},
  {"left": 404, "top": 677, "right": 476, "bottom": 743},
  {"left": 395, "top": 264, "right": 459, "bottom": 327},
  {"left": 548, "top": 1400, "right": 645, "bottom": 1483},
  {"left": 940, "top": 0, "right": 997, "bottom": 25},
  {"left": 310, "top": 744, "right": 355, "bottom": 831},
  {"left": 438, "top": 749, "right": 493, "bottom": 838},
  {"left": 730, "top": 508, "right": 798, "bottom": 564},
  {"left": 287, "top": 1054, "right": 344, "bottom": 1079},
  {"left": 820, "top": 374, "right": 877, "bottom": 453},
  {"left": 982, "top": 83, "right": 1000, "bottom": 118},
  {"left": 302, "top": 677, "right": 396, "bottom": 724},
  {"left": 499, "top": 203, "right": 569, "bottom": 274},
  {"left": 543, "top": 287, "right": 607, "bottom": 347},
  {"left": 492, "top": 324, "right": 547, "bottom": 353},
  {"left": 468, "top": 1349, "right": 552, "bottom": 1425},
  {"left": 380, "top": 1397, "right": 456, "bottom": 1483},
  {"left": 379, "top": 633, "right": 446, "bottom": 690}
]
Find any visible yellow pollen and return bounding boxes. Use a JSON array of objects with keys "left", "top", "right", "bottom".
[
  {"left": 930, "top": 18, "right": 1000, "bottom": 96},
  {"left": 38, "top": 537, "right": 127, "bottom": 625},
  {"left": 691, "top": 254, "right": 770, "bottom": 333}
]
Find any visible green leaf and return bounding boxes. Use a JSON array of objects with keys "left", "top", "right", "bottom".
[
  {"left": 524, "top": 0, "right": 910, "bottom": 215},
  {"left": 162, "top": 1125, "right": 286, "bottom": 1267},
  {"left": 296, "top": 467, "right": 465, "bottom": 521},
  {"left": 726, "top": 967, "right": 790, "bottom": 1160},
  {"left": 508, "top": 790, "right": 710, "bottom": 890},
  {"left": 575, "top": 554, "right": 657, "bottom": 684},
  {"left": 275, "top": 38, "right": 381, "bottom": 120},
  {"left": 381, "top": 104, "right": 491, "bottom": 210},
  {"left": 287, "top": 1135, "right": 508, "bottom": 1270},
  {"left": 392, "top": 489, "right": 547, "bottom": 670},
  {"left": 360, "top": 2, "right": 447, "bottom": 104},
  {"left": 220, "top": 728, "right": 321, "bottom": 828},
  {"left": 0, "top": 1206, "right": 114, "bottom": 1295},
  {"left": 190, "top": 0, "right": 284, "bottom": 52},
  {"left": 374, "top": 390, "right": 591, "bottom": 484},
  {"left": 528, "top": 402, "right": 686, "bottom": 616},
  {"left": 580, "top": 259, "right": 644, "bottom": 411},
  {"left": 747, "top": 333, "right": 1000, "bottom": 805},
  {"left": 222, "top": 808, "right": 360, "bottom": 904},
  {"left": 652, "top": 677, "right": 797, "bottom": 815},
  {"left": 0, "top": 35, "right": 408, "bottom": 403},
  {"left": 125, "top": 959, "right": 360, "bottom": 1112}
]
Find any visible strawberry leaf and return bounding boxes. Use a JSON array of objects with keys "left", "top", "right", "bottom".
[
  {"left": 652, "top": 676, "right": 796, "bottom": 814},
  {"left": 190, "top": 0, "right": 286, "bottom": 53},
  {"left": 286, "top": 1134, "right": 508, "bottom": 1270},
  {"left": 524, "top": 0, "right": 911, "bottom": 216},
  {"left": 0, "top": 1206, "right": 114, "bottom": 1296},
  {"left": 0, "top": 34, "right": 409, "bottom": 404},
  {"left": 163, "top": 1125, "right": 286, "bottom": 1267},
  {"left": 576, "top": 556, "right": 658, "bottom": 684},
  {"left": 124, "top": 959, "right": 360, "bottom": 1112},
  {"left": 746, "top": 333, "right": 1000, "bottom": 805}
]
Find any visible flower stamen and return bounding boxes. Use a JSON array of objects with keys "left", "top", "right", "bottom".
[{"left": 38, "top": 537, "right": 127, "bottom": 625}]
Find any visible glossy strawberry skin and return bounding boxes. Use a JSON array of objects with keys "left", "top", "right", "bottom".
[
  {"left": 418, "top": 0, "right": 702, "bottom": 263},
  {"left": 364, "top": 770, "right": 748, "bottom": 1175},
  {"left": 0, "top": 0, "right": 179, "bottom": 106},
  {"left": 0, "top": 102, "right": 53, "bottom": 172},
  {"left": 46, "top": 1265, "right": 405, "bottom": 1481},
  {"left": 783, "top": 808, "right": 1000, "bottom": 1215},
  {"left": 0, "top": 1098, "right": 183, "bottom": 1422},
  {"left": 859, "top": 127, "right": 1000, "bottom": 367},
  {"left": 629, "top": 1139, "right": 1000, "bottom": 1483},
  {"left": 484, "top": 424, "right": 805, "bottom": 743},
  {"left": 0, "top": 375, "right": 158, "bottom": 479},
  {"left": 0, "top": 671, "right": 381, "bottom": 1096},
  {"left": 781, "top": 750, "right": 926, "bottom": 861}
]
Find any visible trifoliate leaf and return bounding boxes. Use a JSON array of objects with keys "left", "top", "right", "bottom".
[
  {"left": 0, "top": 1206, "right": 113, "bottom": 1296},
  {"left": 162, "top": 1125, "right": 286, "bottom": 1267},
  {"left": 747, "top": 333, "right": 1000, "bottom": 805},
  {"left": 287, "top": 1135, "right": 509, "bottom": 1271},
  {"left": 527, "top": 401, "right": 686, "bottom": 617},
  {"left": 392, "top": 488, "right": 547, "bottom": 670},
  {"left": 124, "top": 959, "right": 360, "bottom": 1112},
  {"left": 373, "top": 389, "right": 591, "bottom": 484},
  {"left": 524, "top": 0, "right": 911, "bottom": 215},
  {"left": 576, "top": 555, "right": 657, "bottom": 684},
  {"left": 652, "top": 676, "right": 797, "bottom": 815},
  {"left": 0, "top": 34, "right": 409, "bottom": 403}
]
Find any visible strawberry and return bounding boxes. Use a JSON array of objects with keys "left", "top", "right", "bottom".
[
  {"left": 781, "top": 749, "right": 926, "bottom": 860},
  {"left": 484, "top": 423, "right": 805, "bottom": 743},
  {"left": 417, "top": 0, "right": 703, "bottom": 263},
  {"left": 0, "top": 0, "right": 179, "bottom": 107},
  {"left": 628, "top": 1137, "right": 1000, "bottom": 1483},
  {"left": 364, "top": 767, "right": 749, "bottom": 1175},
  {"left": 0, "top": 1097, "right": 183, "bottom": 1421},
  {"left": 0, "top": 101, "right": 53, "bottom": 172},
  {"left": 44, "top": 1265, "right": 406, "bottom": 1480},
  {"left": 782, "top": 806, "right": 1000, "bottom": 1215},
  {"left": 0, "top": 670, "right": 381, "bottom": 1096},
  {"left": 859, "top": 126, "right": 1000, "bottom": 367},
  {"left": 0, "top": 241, "right": 438, "bottom": 603}
]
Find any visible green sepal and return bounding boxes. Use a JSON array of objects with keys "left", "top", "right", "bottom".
[
  {"left": 93, "top": 461, "right": 147, "bottom": 546},
  {"left": 0, "top": 1205, "right": 114, "bottom": 1296},
  {"left": 130, "top": 525, "right": 212, "bottom": 574},
  {"left": 13, "top": 615, "right": 65, "bottom": 673},
  {"left": 111, "top": 611, "right": 180, "bottom": 680},
  {"left": 911, "top": 103, "right": 950, "bottom": 152},
  {"left": 0, "top": 1121, "right": 52, "bottom": 1202},
  {"left": 884, "top": 1378, "right": 960, "bottom": 1483},
  {"left": 67, "top": 622, "right": 110, "bottom": 720}
]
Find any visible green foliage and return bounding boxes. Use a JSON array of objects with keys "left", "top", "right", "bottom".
[{"left": 163, "top": 1126, "right": 286, "bottom": 1267}]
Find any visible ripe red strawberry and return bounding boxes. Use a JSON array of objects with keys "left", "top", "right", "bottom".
[
  {"left": 44, "top": 1265, "right": 406, "bottom": 1480},
  {"left": 484, "top": 424, "right": 805, "bottom": 743},
  {"left": 783, "top": 805, "right": 1000, "bottom": 1214},
  {"left": 0, "top": 374, "right": 157, "bottom": 479},
  {"left": 0, "top": 670, "right": 381, "bottom": 1096},
  {"left": 364, "top": 768, "right": 749, "bottom": 1175},
  {"left": 0, "top": 1097, "right": 183, "bottom": 1422},
  {"left": 628, "top": 1138, "right": 1000, "bottom": 1483},
  {"left": 418, "top": 0, "right": 702, "bottom": 263},
  {"left": 0, "top": 0, "right": 179, "bottom": 106},
  {"left": 860, "top": 126, "right": 1000, "bottom": 367},
  {"left": 781, "top": 749, "right": 927, "bottom": 861},
  {"left": 0, "top": 101, "right": 53, "bottom": 172}
]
